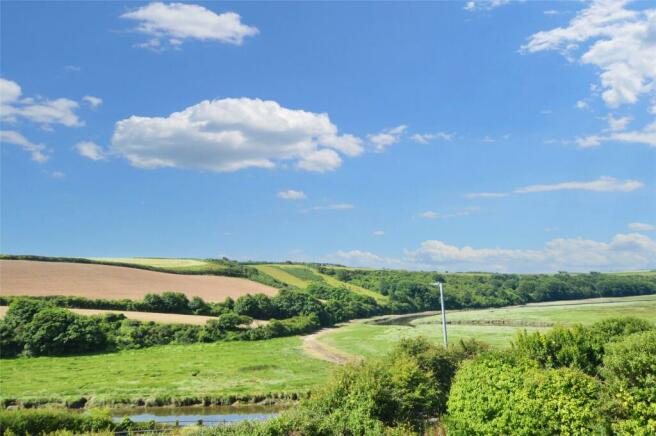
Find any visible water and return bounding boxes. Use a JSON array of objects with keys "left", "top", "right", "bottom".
[
  {"left": 367, "top": 311, "right": 438, "bottom": 327},
  {"left": 112, "top": 405, "right": 283, "bottom": 427}
]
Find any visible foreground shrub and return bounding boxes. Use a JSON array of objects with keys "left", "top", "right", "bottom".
[
  {"left": 446, "top": 352, "right": 605, "bottom": 434},
  {"left": 0, "top": 408, "right": 114, "bottom": 435},
  {"left": 513, "top": 317, "right": 654, "bottom": 375},
  {"left": 203, "top": 337, "right": 480, "bottom": 435},
  {"left": 601, "top": 330, "right": 656, "bottom": 434}
]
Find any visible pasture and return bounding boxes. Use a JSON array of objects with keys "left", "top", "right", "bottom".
[
  {"left": 253, "top": 264, "right": 388, "bottom": 303},
  {"left": 0, "top": 337, "right": 332, "bottom": 407},
  {"left": 0, "top": 260, "right": 277, "bottom": 302},
  {"left": 317, "top": 294, "right": 656, "bottom": 358}
]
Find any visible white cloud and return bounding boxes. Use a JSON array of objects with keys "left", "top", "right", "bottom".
[
  {"left": 373, "top": 230, "right": 385, "bottom": 236},
  {"left": 464, "top": 0, "right": 512, "bottom": 12},
  {"left": 368, "top": 125, "right": 407, "bottom": 152},
  {"left": 0, "top": 78, "right": 82, "bottom": 128},
  {"left": 419, "top": 211, "right": 438, "bottom": 219},
  {"left": 606, "top": 114, "right": 632, "bottom": 131},
  {"left": 544, "top": 227, "right": 560, "bottom": 232},
  {"left": 405, "top": 233, "right": 656, "bottom": 272},
  {"left": 629, "top": 222, "right": 656, "bottom": 231},
  {"left": 122, "top": 2, "right": 258, "bottom": 49},
  {"left": 111, "top": 97, "right": 362, "bottom": 173},
  {"left": 0, "top": 130, "right": 49, "bottom": 163},
  {"left": 522, "top": 0, "right": 656, "bottom": 109},
  {"left": 50, "top": 171, "right": 65, "bottom": 179},
  {"left": 330, "top": 250, "right": 400, "bottom": 268},
  {"left": 410, "top": 132, "right": 454, "bottom": 144},
  {"left": 277, "top": 189, "right": 306, "bottom": 200},
  {"left": 576, "top": 100, "right": 590, "bottom": 110},
  {"left": 75, "top": 141, "right": 106, "bottom": 161},
  {"left": 82, "top": 95, "right": 103, "bottom": 109},
  {"left": 465, "top": 192, "right": 509, "bottom": 199},
  {"left": 515, "top": 176, "right": 643, "bottom": 193}
]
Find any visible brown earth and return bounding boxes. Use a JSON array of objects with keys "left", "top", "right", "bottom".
[
  {"left": 0, "top": 306, "right": 216, "bottom": 325},
  {"left": 0, "top": 260, "right": 278, "bottom": 302}
]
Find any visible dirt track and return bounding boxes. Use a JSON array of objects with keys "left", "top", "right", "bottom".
[
  {"left": 0, "top": 260, "right": 278, "bottom": 302},
  {"left": 303, "top": 327, "right": 357, "bottom": 364}
]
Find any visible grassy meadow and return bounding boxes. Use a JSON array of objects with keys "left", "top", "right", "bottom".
[
  {"left": 253, "top": 264, "right": 388, "bottom": 303},
  {"left": 318, "top": 294, "right": 656, "bottom": 358},
  {"left": 0, "top": 337, "right": 332, "bottom": 407}
]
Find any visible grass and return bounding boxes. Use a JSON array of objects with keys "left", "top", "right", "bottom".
[
  {"left": 318, "top": 294, "right": 656, "bottom": 358},
  {"left": 0, "top": 337, "right": 332, "bottom": 407},
  {"left": 253, "top": 264, "right": 389, "bottom": 303},
  {"left": 253, "top": 265, "right": 310, "bottom": 289}
]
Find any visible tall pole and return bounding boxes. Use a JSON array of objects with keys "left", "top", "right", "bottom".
[{"left": 437, "top": 282, "right": 448, "bottom": 348}]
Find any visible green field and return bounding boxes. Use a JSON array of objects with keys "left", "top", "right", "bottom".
[
  {"left": 0, "top": 337, "right": 332, "bottom": 406},
  {"left": 254, "top": 264, "right": 388, "bottom": 303},
  {"left": 318, "top": 294, "right": 656, "bottom": 358}
]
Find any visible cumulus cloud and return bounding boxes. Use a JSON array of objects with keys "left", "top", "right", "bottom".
[
  {"left": 522, "top": 1, "right": 656, "bottom": 149},
  {"left": 331, "top": 233, "right": 656, "bottom": 272},
  {"left": 277, "top": 189, "right": 306, "bottom": 200},
  {"left": 368, "top": 125, "right": 407, "bottom": 152},
  {"left": 1, "top": 78, "right": 82, "bottom": 128},
  {"left": 0, "top": 130, "right": 49, "bottom": 163},
  {"left": 405, "top": 233, "right": 656, "bottom": 272},
  {"left": 82, "top": 95, "right": 103, "bottom": 109},
  {"left": 75, "top": 141, "right": 106, "bottom": 161},
  {"left": 515, "top": 176, "right": 643, "bottom": 193},
  {"left": 110, "top": 97, "right": 363, "bottom": 173},
  {"left": 522, "top": 0, "right": 656, "bottom": 109},
  {"left": 410, "top": 132, "right": 454, "bottom": 144},
  {"left": 629, "top": 222, "right": 656, "bottom": 231},
  {"left": 329, "top": 250, "right": 400, "bottom": 268},
  {"left": 121, "top": 2, "right": 258, "bottom": 50}
]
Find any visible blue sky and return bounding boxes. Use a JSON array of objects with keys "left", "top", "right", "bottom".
[{"left": 1, "top": 0, "right": 655, "bottom": 272}]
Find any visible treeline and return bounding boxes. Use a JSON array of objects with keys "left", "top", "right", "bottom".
[
  {"left": 319, "top": 267, "right": 656, "bottom": 312},
  {"left": 0, "top": 299, "right": 317, "bottom": 357},
  {"left": 0, "top": 254, "right": 284, "bottom": 288},
  {"left": 0, "top": 284, "right": 383, "bottom": 357},
  {"left": 0, "top": 292, "right": 235, "bottom": 317},
  {"left": 202, "top": 317, "right": 656, "bottom": 435}
]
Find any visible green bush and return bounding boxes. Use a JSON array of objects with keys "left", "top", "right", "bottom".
[
  {"left": 601, "top": 330, "right": 656, "bottom": 434},
  {"left": 513, "top": 317, "right": 654, "bottom": 375},
  {"left": 23, "top": 308, "right": 107, "bottom": 356},
  {"left": 0, "top": 408, "right": 114, "bottom": 435},
  {"left": 446, "top": 352, "right": 605, "bottom": 434}
]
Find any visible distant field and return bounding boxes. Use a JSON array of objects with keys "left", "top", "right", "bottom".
[
  {"left": 254, "top": 264, "right": 388, "bottom": 303},
  {"left": 0, "top": 260, "right": 277, "bottom": 302},
  {"left": 0, "top": 337, "right": 332, "bottom": 406},
  {"left": 0, "top": 306, "right": 216, "bottom": 325},
  {"left": 318, "top": 294, "right": 656, "bottom": 358},
  {"left": 89, "top": 257, "right": 216, "bottom": 272}
]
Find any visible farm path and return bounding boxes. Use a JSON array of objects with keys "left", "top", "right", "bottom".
[{"left": 303, "top": 326, "right": 358, "bottom": 364}]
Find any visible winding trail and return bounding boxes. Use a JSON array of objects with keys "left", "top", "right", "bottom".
[{"left": 302, "top": 326, "right": 358, "bottom": 364}]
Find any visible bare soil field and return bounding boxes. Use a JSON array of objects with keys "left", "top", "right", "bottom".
[
  {"left": 0, "top": 306, "right": 216, "bottom": 325},
  {"left": 0, "top": 260, "right": 278, "bottom": 302}
]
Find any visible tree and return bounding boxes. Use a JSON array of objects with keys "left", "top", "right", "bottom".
[{"left": 24, "top": 308, "right": 106, "bottom": 356}]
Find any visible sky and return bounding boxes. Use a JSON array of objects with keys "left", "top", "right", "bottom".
[{"left": 1, "top": 0, "right": 655, "bottom": 273}]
